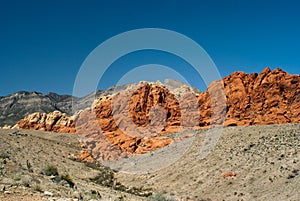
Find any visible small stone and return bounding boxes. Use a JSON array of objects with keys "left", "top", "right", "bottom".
[
  {"left": 0, "top": 184, "right": 5, "bottom": 191},
  {"left": 72, "top": 191, "right": 81, "bottom": 198},
  {"left": 44, "top": 191, "right": 54, "bottom": 196},
  {"left": 170, "top": 191, "right": 177, "bottom": 196}
]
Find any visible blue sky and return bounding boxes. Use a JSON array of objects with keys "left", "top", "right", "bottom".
[{"left": 1, "top": 0, "right": 299, "bottom": 96}]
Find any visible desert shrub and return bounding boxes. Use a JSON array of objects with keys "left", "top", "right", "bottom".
[
  {"left": 33, "top": 184, "right": 43, "bottom": 192},
  {"left": 60, "top": 174, "right": 75, "bottom": 188},
  {"left": 115, "top": 195, "right": 126, "bottom": 201},
  {"left": 22, "top": 180, "right": 30, "bottom": 187},
  {"left": 26, "top": 160, "right": 33, "bottom": 173},
  {"left": 90, "top": 170, "right": 114, "bottom": 187},
  {"left": 41, "top": 165, "right": 59, "bottom": 176},
  {"left": 90, "top": 167, "right": 153, "bottom": 197}
]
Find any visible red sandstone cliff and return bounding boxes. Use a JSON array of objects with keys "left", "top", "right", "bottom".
[
  {"left": 16, "top": 68, "right": 300, "bottom": 160},
  {"left": 222, "top": 68, "right": 300, "bottom": 126}
]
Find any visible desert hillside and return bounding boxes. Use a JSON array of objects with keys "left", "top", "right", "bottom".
[
  {"left": 0, "top": 124, "right": 299, "bottom": 200},
  {"left": 1, "top": 68, "right": 299, "bottom": 200},
  {"left": 0, "top": 129, "right": 151, "bottom": 201},
  {"left": 116, "top": 123, "right": 300, "bottom": 200}
]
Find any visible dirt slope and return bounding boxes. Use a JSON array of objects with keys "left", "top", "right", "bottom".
[
  {"left": 0, "top": 129, "right": 149, "bottom": 201},
  {"left": 116, "top": 124, "right": 300, "bottom": 201},
  {"left": 1, "top": 124, "right": 299, "bottom": 200}
]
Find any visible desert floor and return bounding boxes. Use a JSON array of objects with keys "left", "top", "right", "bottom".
[{"left": 0, "top": 124, "right": 299, "bottom": 201}]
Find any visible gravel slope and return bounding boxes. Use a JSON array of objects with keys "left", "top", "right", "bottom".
[
  {"left": 0, "top": 124, "right": 299, "bottom": 201},
  {"left": 116, "top": 124, "right": 300, "bottom": 201},
  {"left": 0, "top": 129, "right": 147, "bottom": 201}
]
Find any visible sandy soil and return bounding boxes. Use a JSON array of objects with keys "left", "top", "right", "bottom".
[
  {"left": 116, "top": 124, "right": 300, "bottom": 201},
  {"left": 0, "top": 124, "right": 299, "bottom": 201},
  {"left": 0, "top": 129, "right": 147, "bottom": 201}
]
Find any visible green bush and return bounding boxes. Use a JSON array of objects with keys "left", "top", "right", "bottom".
[{"left": 60, "top": 174, "right": 75, "bottom": 188}]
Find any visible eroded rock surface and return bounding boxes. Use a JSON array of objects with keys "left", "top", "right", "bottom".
[
  {"left": 222, "top": 68, "right": 300, "bottom": 126},
  {"left": 16, "top": 68, "right": 300, "bottom": 160},
  {"left": 17, "top": 111, "right": 76, "bottom": 133}
]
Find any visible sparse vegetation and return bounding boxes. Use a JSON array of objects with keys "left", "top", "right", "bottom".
[
  {"left": 90, "top": 168, "right": 114, "bottom": 187},
  {"left": 40, "top": 164, "right": 75, "bottom": 188},
  {"left": 89, "top": 166, "right": 152, "bottom": 197},
  {"left": 60, "top": 174, "right": 75, "bottom": 188},
  {"left": 0, "top": 124, "right": 299, "bottom": 200},
  {"left": 33, "top": 184, "right": 43, "bottom": 192},
  {"left": 41, "top": 165, "right": 59, "bottom": 176},
  {"left": 22, "top": 180, "right": 30, "bottom": 187},
  {"left": 26, "top": 159, "right": 33, "bottom": 173}
]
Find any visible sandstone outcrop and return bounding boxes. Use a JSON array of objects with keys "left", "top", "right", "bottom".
[
  {"left": 222, "top": 68, "right": 300, "bottom": 126},
  {"left": 74, "top": 82, "right": 191, "bottom": 160},
  {"left": 16, "top": 68, "right": 300, "bottom": 160},
  {"left": 17, "top": 111, "right": 76, "bottom": 133}
]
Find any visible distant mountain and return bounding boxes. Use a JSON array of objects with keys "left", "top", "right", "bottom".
[
  {"left": 0, "top": 91, "right": 72, "bottom": 126},
  {"left": 0, "top": 90, "right": 109, "bottom": 127}
]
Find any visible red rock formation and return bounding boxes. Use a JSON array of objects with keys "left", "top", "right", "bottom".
[
  {"left": 16, "top": 68, "right": 300, "bottom": 160},
  {"left": 77, "top": 82, "right": 187, "bottom": 160},
  {"left": 222, "top": 68, "right": 300, "bottom": 126}
]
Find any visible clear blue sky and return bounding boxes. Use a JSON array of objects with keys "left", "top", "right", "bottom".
[{"left": 1, "top": 0, "right": 299, "bottom": 96}]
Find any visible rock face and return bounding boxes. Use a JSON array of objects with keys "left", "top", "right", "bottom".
[
  {"left": 17, "top": 111, "right": 76, "bottom": 133},
  {"left": 74, "top": 82, "right": 195, "bottom": 160},
  {"left": 222, "top": 68, "right": 300, "bottom": 126},
  {"left": 16, "top": 68, "right": 300, "bottom": 160},
  {"left": 17, "top": 82, "right": 199, "bottom": 160}
]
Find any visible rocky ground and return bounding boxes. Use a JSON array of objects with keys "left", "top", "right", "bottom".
[
  {"left": 0, "top": 129, "right": 150, "bottom": 201},
  {"left": 115, "top": 124, "right": 300, "bottom": 201},
  {"left": 0, "top": 123, "right": 299, "bottom": 200}
]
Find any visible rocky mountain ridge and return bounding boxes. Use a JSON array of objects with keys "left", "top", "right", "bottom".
[
  {"left": 0, "top": 91, "right": 73, "bottom": 127},
  {"left": 13, "top": 68, "right": 300, "bottom": 161},
  {"left": 0, "top": 80, "right": 194, "bottom": 127}
]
